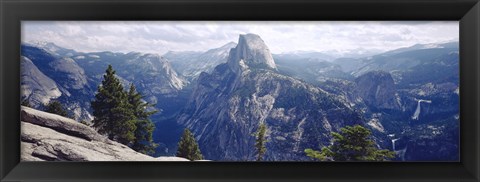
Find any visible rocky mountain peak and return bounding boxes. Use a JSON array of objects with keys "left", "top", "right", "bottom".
[
  {"left": 227, "top": 34, "right": 277, "bottom": 73},
  {"left": 355, "top": 71, "right": 402, "bottom": 110}
]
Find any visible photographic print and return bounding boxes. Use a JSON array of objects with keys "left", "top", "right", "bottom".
[{"left": 20, "top": 21, "right": 459, "bottom": 162}]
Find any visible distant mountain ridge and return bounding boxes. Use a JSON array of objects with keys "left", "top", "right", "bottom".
[
  {"left": 21, "top": 44, "right": 94, "bottom": 120},
  {"left": 165, "top": 42, "right": 237, "bottom": 80},
  {"left": 20, "top": 38, "right": 459, "bottom": 161}
]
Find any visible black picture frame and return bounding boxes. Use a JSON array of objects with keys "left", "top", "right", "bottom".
[{"left": 1, "top": 0, "right": 479, "bottom": 181}]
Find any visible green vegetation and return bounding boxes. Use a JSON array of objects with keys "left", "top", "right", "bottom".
[
  {"left": 45, "top": 100, "right": 69, "bottom": 118},
  {"left": 176, "top": 128, "right": 203, "bottom": 160},
  {"left": 127, "top": 83, "right": 158, "bottom": 155},
  {"left": 91, "top": 65, "right": 157, "bottom": 154},
  {"left": 91, "top": 65, "right": 136, "bottom": 145},
  {"left": 79, "top": 120, "right": 90, "bottom": 126},
  {"left": 255, "top": 123, "right": 268, "bottom": 161},
  {"left": 305, "top": 125, "right": 395, "bottom": 161},
  {"left": 21, "top": 99, "right": 31, "bottom": 107}
]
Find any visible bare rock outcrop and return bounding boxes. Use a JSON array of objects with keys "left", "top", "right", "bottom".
[
  {"left": 354, "top": 71, "right": 401, "bottom": 110},
  {"left": 227, "top": 34, "right": 277, "bottom": 74},
  {"left": 20, "top": 56, "right": 62, "bottom": 106},
  {"left": 20, "top": 106, "right": 189, "bottom": 161}
]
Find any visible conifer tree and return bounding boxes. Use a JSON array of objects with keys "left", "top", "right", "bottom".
[
  {"left": 255, "top": 123, "right": 267, "bottom": 161},
  {"left": 176, "top": 128, "right": 203, "bottom": 160},
  {"left": 91, "top": 65, "right": 136, "bottom": 145},
  {"left": 79, "top": 120, "right": 91, "bottom": 126},
  {"left": 127, "top": 83, "right": 158, "bottom": 155},
  {"left": 45, "top": 100, "right": 69, "bottom": 118},
  {"left": 21, "top": 99, "right": 31, "bottom": 107},
  {"left": 305, "top": 125, "right": 395, "bottom": 161}
]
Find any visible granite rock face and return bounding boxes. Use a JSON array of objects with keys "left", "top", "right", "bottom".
[
  {"left": 178, "top": 34, "right": 363, "bottom": 161},
  {"left": 20, "top": 106, "right": 189, "bottom": 161},
  {"left": 228, "top": 34, "right": 277, "bottom": 74},
  {"left": 20, "top": 56, "right": 62, "bottom": 106},
  {"left": 355, "top": 71, "right": 401, "bottom": 110},
  {"left": 21, "top": 44, "right": 94, "bottom": 121}
]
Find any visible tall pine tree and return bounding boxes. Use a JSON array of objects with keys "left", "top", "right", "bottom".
[
  {"left": 127, "top": 83, "right": 158, "bottom": 155},
  {"left": 91, "top": 65, "right": 136, "bottom": 145},
  {"left": 255, "top": 123, "right": 267, "bottom": 161},
  {"left": 176, "top": 128, "right": 203, "bottom": 160}
]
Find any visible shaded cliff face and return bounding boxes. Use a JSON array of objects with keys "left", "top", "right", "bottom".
[
  {"left": 355, "top": 71, "right": 401, "bottom": 111},
  {"left": 21, "top": 44, "right": 94, "bottom": 121},
  {"left": 178, "top": 34, "right": 363, "bottom": 161},
  {"left": 21, "top": 106, "right": 189, "bottom": 161},
  {"left": 21, "top": 56, "right": 62, "bottom": 106},
  {"left": 22, "top": 44, "right": 88, "bottom": 91}
]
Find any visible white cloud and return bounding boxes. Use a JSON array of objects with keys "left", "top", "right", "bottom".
[{"left": 21, "top": 21, "right": 459, "bottom": 55}]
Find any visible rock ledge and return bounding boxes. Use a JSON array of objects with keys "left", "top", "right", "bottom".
[{"left": 21, "top": 106, "right": 189, "bottom": 161}]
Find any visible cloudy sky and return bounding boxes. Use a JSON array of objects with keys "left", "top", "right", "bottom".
[{"left": 22, "top": 21, "right": 458, "bottom": 55}]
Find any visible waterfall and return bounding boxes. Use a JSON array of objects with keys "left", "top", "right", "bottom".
[
  {"left": 398, "top": 146, "right": 408, "bottom": 161},
  {"left": 389, "top": 134, "right": 408, "bottom": 161},
  {"left": 392, "top": 138, "right": 399, "bottom": 151},
  {"left": 411, "top": 99, "right": 432, "bottom": 120}
]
